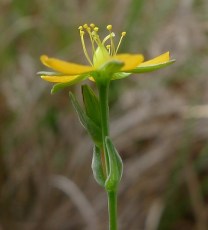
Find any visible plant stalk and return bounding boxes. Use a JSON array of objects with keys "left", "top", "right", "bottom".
[
  {"left": 107, "top": 191, "right": 118, "bottom": 230},
  {"left": 98, "top": 81, "right": 118, "bottom": 230},
  {"left": 98, "top": 81, "right": 110, "bottom": 173}
]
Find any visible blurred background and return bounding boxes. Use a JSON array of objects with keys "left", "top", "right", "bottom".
[{"left": 0, "top": 0, "right": 208, "bottom": 229}]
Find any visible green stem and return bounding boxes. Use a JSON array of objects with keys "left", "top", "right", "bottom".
[
  {"left": 98, "top": 81, "right": 110, "bottom": 173},
  {"left": 97, "top": 81, "right": 118, "bottom": 230},
  {"left": 108, "top": 191, "right": 118, "bottom": 230}
]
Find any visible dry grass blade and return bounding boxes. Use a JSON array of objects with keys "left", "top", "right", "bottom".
[{"left": 51, "top": 175, "right": 99, "bottom": 230}]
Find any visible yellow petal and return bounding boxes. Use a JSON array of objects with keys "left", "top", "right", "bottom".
[
  {"left": 139, "top": 52, "right": 170, "bottom": 67},
  {"left": 40, "top": 55, "right": 94, "bottom": 75},
  {"left": 113, "top": 54, "right": 144, "bottom": 71},
  {"left": 41, "top": 75, "right": 79, "bottom": 83}
]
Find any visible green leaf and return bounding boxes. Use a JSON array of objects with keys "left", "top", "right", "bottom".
[
  {"left": 51, "top": 74, "right": 88, "bottom": 94},
  {"left": 105, "top": 137, "right": 123, "bottom": 192},
  {"left": 91, "top": 146, "right": 106, "bottom": 187},
  {"left": 82, "top": 85, "right": 101, "bottom": 126},
  {"left": 69, "top": 92, "right": 102, "bottom": 146},
  {"left": 85, "top": 117, "right": 102, "bottom": 147},
  {"left": 69, "top": 92, "right": 87, "bottom": 128}
]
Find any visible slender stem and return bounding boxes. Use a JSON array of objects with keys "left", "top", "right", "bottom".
[
  {"left": 108, "top": 191, "right": 118, "bottom": 230},
  {"left": 98, "top": 81, "right": 110, "bottom": 173},
  {"left": 97, "top": 80, "right": 118, "bottom": 230}
]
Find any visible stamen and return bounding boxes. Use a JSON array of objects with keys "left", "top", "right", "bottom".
[
  {"left": 92, "top": 28, "right": 102, "bottom": 47},
  {"left": 106, "top": 25, "right": 115, "bottom": 55},
  {"left": 80, "top": 30, "right": 93, "bottom": 66},
  {"left": 80, "top": 30, "right": 84, "bottom": 36},
  {"left": 79, "top": 24, "right": 125, "bottom": 66},
  {"left": 92, "top": 27, "right": 101, "bottom": 45},
  {"left": 85, "top": 25, "right": 96, "bottom": 57},
  {"left": 92, "top": 34, "right": 102, "bottom": 47},
  {"left": 86, "top": 27, "right": 91, "bottom": 32},
  {"left": 106, "top": 45, "right": 111, "bottom": 54},
  {"left": 102, "top": 32, "right": 115, "bottom": 45},
  {"left": 116, "top": 31, "right": 126, "bottom": 54}
]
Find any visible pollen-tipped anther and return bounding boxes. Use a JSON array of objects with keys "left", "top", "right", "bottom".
[
  {"left": 107, "top": 25, "right": 112, "bottom": 31},
  {"left": 80, "top": 30, "right": 85, "bottom": 36},
  {"left": 116, "top": 31, "right": 127, "bottom": 54}
]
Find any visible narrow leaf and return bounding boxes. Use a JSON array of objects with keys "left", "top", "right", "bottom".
[
  {"left": 85, "top": 117, "right": 102, "bottom": 147},
  {"left": 82, "top": 85, "right": 101, "bottom": 126},
  {"left": 91, "top": 146, "right": 106, "bottom": 187},
  {"left": 69, "top": 92, "right": 102, "bottom": 146},
  {"left": 105, "top": 137, "right": 123, "bottom": 192},
  {"left": 69, "top": 92, "right": 87, "bottom": 129}
]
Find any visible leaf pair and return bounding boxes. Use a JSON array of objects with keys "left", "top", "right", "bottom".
[
  {"left": 91, "top": 137, "right": 123, "bottom": 192},
  {"left": 70, "top": 85, "right": 123, "bottom": 191}
]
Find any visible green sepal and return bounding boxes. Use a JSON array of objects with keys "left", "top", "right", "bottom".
[
  {"left": 112, "top": 59, "right": 176, "bottom": 80},
  {"left": 104, "top": 137, "right": 123, "bottom": 192},
  {"left": 82, "top": 85, "right": 101, "bottom": 127},
  {"left": 93, "top": 60, "right": 124, "bottom": 83},
  {"left": 69, "top": 92, "right": 102, "bottom": 147},
  {"left": 112, "top": 72, "right": 131, "bottom": 80},
  {"left": 100, "top": 60, "right": 124, "bottom": 74},
  {"left": 91, "top": 146, "right": 106, "bottom": 187},
  {"left": 37, "top": 71, "right": 64, "bottom": 76},
  {"left": 51, "top": 74, "right": 88, "bottom": 94},
  {"left": 128, "top": 59, "right": 176, "bottom": 74}
]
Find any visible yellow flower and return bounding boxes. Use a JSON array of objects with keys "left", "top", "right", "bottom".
[{"left": 38, "top": 24, "right": 175, "bottom": 93}]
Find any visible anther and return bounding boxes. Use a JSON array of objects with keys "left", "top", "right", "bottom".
[
  {"left": 122, "top": 32, "right": 126, "bottom": 36},
  {"left": 78, "top": 26, "right": 83, "bottom": 30},
  {"left": 87, "top": 27, "right": 91, "bottom": 32},
  {"left": 94, "top": 27, "right": 99, "bottom": 32},
  {"left": 90, "top": 23, "right": 95, "bottom": 28},
  {"left": 107, "top": 25, "right": 112, "bottom": 31},
  {"left": 80, "top": 30, "right": 85, "bottom": 35},
  {"left": 83, "top": 24, "right": 88, "bottom": 29},
  {"left": 106, "top": 45, "right": 111, "bottom": 54}
]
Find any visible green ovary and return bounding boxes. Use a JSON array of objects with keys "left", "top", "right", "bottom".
[{"left": 93, "top": 46, "right": 110, "bottom": 68}]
